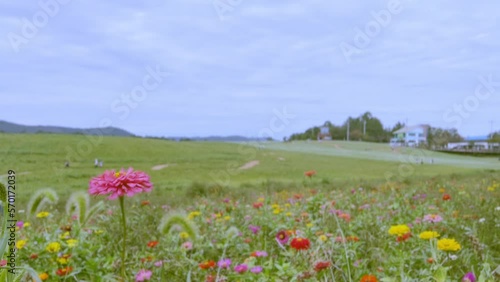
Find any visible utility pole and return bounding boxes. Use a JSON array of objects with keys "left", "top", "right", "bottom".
[{"left": 347, "top": 120, "right": 350, "bottom": 141}]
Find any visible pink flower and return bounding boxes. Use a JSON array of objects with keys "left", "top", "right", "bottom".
[
  {"left": 89, "top": 168, "right": 153, "bottom": 200},
  {"left": 234, "top": 264, "right": 248, "bottom": 273},
  {"left": 0, "top": 260, "right": 6, "bottom": 267},
  {"left": 251, "top": 266, "right": 263, "bottom": 273},
  {"left": 218, "top": 259, "right": 231, "bottom": 269},
  {"left": 181, "top": 241, "right": 193, "bottom": 250},
  {"left": 423, "top": 214, "right": 443, "bottom": 223},
  {"left": 135, "top": 269, "right": 152, "bottom": 281},
  {"left": 154, "top": 261, "right": 164, "bottom": 267}
]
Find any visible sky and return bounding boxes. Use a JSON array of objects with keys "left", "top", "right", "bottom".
[{"left": 1, "top": 0, "right": 499, "bottom": 139}]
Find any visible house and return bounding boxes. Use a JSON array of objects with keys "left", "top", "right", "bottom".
[
  {"left": 390, "top": 124, "right": 429, "bottom": 147},
  {"left": 317, "top": 126, "right": 332, "bottom": 140},
  {"left": 448, "top": 136, "right": 500, "bottom": 151}
]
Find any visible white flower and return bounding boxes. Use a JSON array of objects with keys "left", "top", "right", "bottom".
[
  {"left": 495, "top": 206, "right": 500, "bottom": 211},
  {"left": 479, "top": 218, "right": 485, "bottom": 223},
  {"left": 449, "top": 255, "right": 458, "bottom": 260}
]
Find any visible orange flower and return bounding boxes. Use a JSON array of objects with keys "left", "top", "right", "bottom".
[
  {"left": 442, "top": 194, "right": 451, "bottom": 201},
  {"left": 147, "top": 241, "right": 159, "bottom": 248},
  {"left": 427, "top": 257, "right": 435, "bottom": 263},
  {"left": 56, "top": 266, "right": 73, "bottom": 276},
  {"left": 360, "top": 274, "right": 378, "bottom": 282},
  {"left": 141, "top": 200, "right": 151, "bottom": 206},
  {"left": 347, "top": 236, "right": 360, "bottom": 242},
  {"left": 290, "top": 237, "right": 311, "bottom": 251},
  {"left": 199, "top": 260, "right": 216, "bottom": 270},
  {"left": 396, "top": 232, "right": 412, "bottom": 242},
  {"left": 304, "top": 170, "right": 316, "bottom": 178}
]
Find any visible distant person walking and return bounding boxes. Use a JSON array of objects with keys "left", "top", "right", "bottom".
[
  {"left": 94, "top": 159, "right": 99, "bottom": 168},
  {"left": 99, "top": 161, "right": 103, "bottom": 167}
]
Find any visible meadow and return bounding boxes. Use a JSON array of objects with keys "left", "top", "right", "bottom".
[{"left": 0, "top": 133, "right": 499, "bottom": 281}]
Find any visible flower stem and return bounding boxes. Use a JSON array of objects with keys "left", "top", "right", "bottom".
[{"left": 119, "top": 196, "right": 127, "bottom": 280}]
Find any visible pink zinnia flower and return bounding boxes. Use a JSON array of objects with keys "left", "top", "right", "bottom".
[
  {"left": 217, "top": 259, "right": 231, "bottom": 269},
  {"left": 423, "top": 214, "right": 443, "bottom": 223},
  {"left": 89, "top": 168, "right": 153, "bottom": 200},
  {"left": 249, "top": 225, "right": 261, "bottom": 235},
  {"left": 181, "top": 241, "right": 193, "bottom": 250},
  {"left": 234, "top": 264, "right": 248, "bottom": 273},
  {"left": 251, "top": 266, "right": 263, "bottom": 273},
  {"left": 135, "top": 269, "right": 152, "bottom": 281},
  {"left": 276, "top": 230, "right": 289, "bottom": 245}
]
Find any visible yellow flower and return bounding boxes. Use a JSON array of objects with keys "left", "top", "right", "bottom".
[
  {"left": 438, "top": 188, "right": 445, "bottom": 193},
  {"left": 23, "top": 222, "right": 31, "bottom": 227},
  {"left": 437, "top": 238, "right": 461, "bottom": 252},
  {"left": 60, "top": 232, "right": 71, "bottom": 240},
  {"left": 306, "top": 223, "right": 313, "bottom": 228},
  {"left": 388, "top": 224, "right": 410, "bottom": 236},
  {"left": 39, "top": 273, "right": 49, "bottom": 281},
  {"left": 271, "top": 204, "right": 280, "bottom": 210},
  {"left": 57, "top": 257, "right": 69, "bottom": 264},
  {"left": 46, "top": 242, "right": 61, "bottom": 253},
  {"left": 179, "top": 232, "right": 189, "bottom": 239},
  {"left": 257, "top": 197, "right": 265, "bottom": 202},
  {"left": 273, "top": 209, "right": 281, "bottom": 214},
  {"left": 66, "top": 239, "right": 78, "bottom": 248},
  {"left": 188, "top": 211, "right": 201, "bottom": 220},
  {"left": 285, "top": 212, "right": 292, "bottom": 217},
  {"left": 319, "top": 235, "right": 328, "bottom": 242},
  {"left": 215, "top": 213, "right": 222, "bottom": 218},
  {"left": 224, "top": 216, "right": 231, "bottom": 221},
  {"left": 36, "top": 212, "right": 50, "bottom": 218},
  {"left": 94, "top": 230, "right": 104, "bottom": 235},
  {"left": 419, "top": 231, "right": 440, "bottom": 240},
  {"left": 16, "top": 240, "right": 27, "bottom": 249}
]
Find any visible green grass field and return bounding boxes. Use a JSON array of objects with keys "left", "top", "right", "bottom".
[
  {"left": 0, "top": 133, "right": 498, "bottom": 204},
  {"left": 1, "top": 133, "right": 499, "bottom": 281}
]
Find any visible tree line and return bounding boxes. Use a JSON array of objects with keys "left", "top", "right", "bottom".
[{"left": 287, "top": 111, "right": 471, "bottom": 147}]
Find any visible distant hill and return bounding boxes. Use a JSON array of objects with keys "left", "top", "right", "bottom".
[
  {"left": 145, "top": 135, "right": 269, "bottom": 142},
  {"left": 0, "top": 120, "right": 135, "bottom": 137}
]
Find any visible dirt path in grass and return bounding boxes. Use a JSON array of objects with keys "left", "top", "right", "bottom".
[
  {"left": 239, "top": 160, "right": 260, "bottom": 170},
  {"left": 151, "top": 164, "right": 171, "bottom": 171}
]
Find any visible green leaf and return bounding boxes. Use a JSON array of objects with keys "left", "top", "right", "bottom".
[{"left": 433, "top": 266, "right": 448, "bottom": 282}]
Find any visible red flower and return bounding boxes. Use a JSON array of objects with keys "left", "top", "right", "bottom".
[
  {"left": 360, "top": 274, "right": 378, "bottom": 282},
  {"left": 89, "top": 168, "right": 153, "bottom": 200},
  {"left": 304, "top": 170, "right": 316, "bottom": 178},
  {"left": 147, "top": 241, "right": 159, "bottom": 248},
  {"left": 199, "top": 260, "right": 216, "bottom": 270},
  {"left": 442, "top": 194, "right": 451, "bottom": 201},
  {"left": 56, "top": 266, "right": 73, "bottom": 276},
  {"left": 140, "top": 256, "right": 153, "bottom": 263},
  {"left": 253, "top": 202, "right": 263, "bottom": 209},
  {"left": 29, "top": 253, "right": 38, "bottom": 259},
  {"left": 290, "top": 237, "right": 311, "bottom": 250},
  {"left": 397, "top": 232, "right": 412, "bottom": 242},
  {"left": 347, "top": 236, "right": 360, "bottom": 242},
  {"left": 314, "top": 261, "right": 331, "bottom": 272}
]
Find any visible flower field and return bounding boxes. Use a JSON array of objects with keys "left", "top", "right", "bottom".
[{"left": 2, "top": 169, "right": 500, "bottom": 281}]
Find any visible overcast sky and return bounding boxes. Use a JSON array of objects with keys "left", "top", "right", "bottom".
[{"left": 1, "top": 0, "right": 499, "bottom": 139}]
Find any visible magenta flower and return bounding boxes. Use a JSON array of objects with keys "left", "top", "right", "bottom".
[
  {"left": 423, "top": 214, "right": 443, "bottom": 223},
  {"left": 251, "top": 266, "right": 263, "bottom": 273},
  {"left": 135, "top": 269, "right": 152, "bottom": 281},
  {"left": 276, "top": 230, "right": 289, "bottom": 245},
  {"left": 234, "top": 264, "right": 248, "bottom": 273},
  {"left": 462, "top": 272, "right": 476, "bottom": 282},
  {"left": 218, "top": 259, "right": 231, "bottom": 269},
  {"left": 181, "top": 241, "right": 193, "bottom": 250},
  {"left": 16, "top": 221, "right": 24, "bottom": 229},
  {"left": 89, "top": 168, "right": 153, "bottom": 200},
  {"left": 249, "top": 225, "right": 261, "bottom": 235}
]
